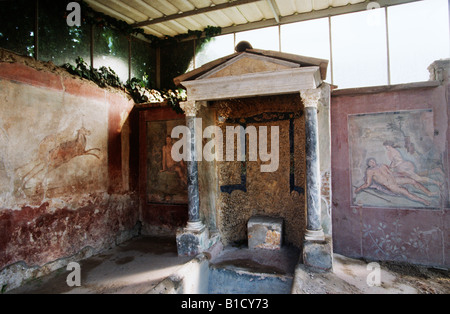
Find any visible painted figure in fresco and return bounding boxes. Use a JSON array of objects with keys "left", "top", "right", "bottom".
[
  {"left": 18, "top": 127, "right": 101, "bottom": 190},
  {"left": 160, "top": 135, "right": 187, "bottom": 186},
  {"left": 355, "top": 158, "right": 434, "bottom": 206},
  {"left": 383, "top": 141, "right": 442, "bottom": 188}
]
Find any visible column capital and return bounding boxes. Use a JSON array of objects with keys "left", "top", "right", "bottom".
[
  {"left": 428, "top": 59, "right": 450, "bottom": 82},
  {"left": 300, "top": 89, "right": 321, "bottom": 109},
  {"left": 180, "top": 100, "right": 205, "bottom": 117}
]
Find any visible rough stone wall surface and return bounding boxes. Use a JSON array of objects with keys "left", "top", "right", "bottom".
[
  {"left": 0, "top": 57, "right": 139, "bottom": 290},
  {"left": 213, "top": 94, "right": 306, "bottom": 248}
]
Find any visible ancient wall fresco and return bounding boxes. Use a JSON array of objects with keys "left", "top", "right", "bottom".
[
  {"left": 350, "top": 110, "right": 446, "bottom": 209},
  {"left": 146, "top": 119, "right": 188, "bottom": 204},
  {"left": 138, "top": 106, "right": 189, "bottom": 236},
  {"left": 0, "top": 59, "right": 139, "bottom": 290},
  {"left": 0, "top": 84, "right": 108, "bottom": 207},
  {"left": 331, "top": 83, "right": 449, "bottom": 267}
]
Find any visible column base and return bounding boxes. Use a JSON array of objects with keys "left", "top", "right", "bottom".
[
  {"left": 304, "top": 229, "right": 325, "bottom": 242},
  {"left": 302, "top": 235, "right": 333, "bottom": 272},
  {"left": 176, "top": 222, "right": 209, "bottom": 257},
  {"left": 186, "top": 221, "right": 206, "bottom": 232}
]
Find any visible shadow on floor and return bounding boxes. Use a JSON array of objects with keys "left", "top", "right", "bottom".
[
  {"left": 7, "top": 236, "right": 193, "bottom": 294},
  {"left": 7, "top": 236, "right": 450, "bottom": 294}
]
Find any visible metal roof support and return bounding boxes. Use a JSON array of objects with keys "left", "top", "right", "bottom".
[
  {"left": 132, "top": 0, "right": 263, "bottom": 28},
  {"left": 266, "top": 0, "right": 281, "bottom": 24},
  {"left": 34, "top": 0, "right": 39, "bottom": 60},
  {"left": 220, "top": 0, "right": 422, "bottom": 36}
]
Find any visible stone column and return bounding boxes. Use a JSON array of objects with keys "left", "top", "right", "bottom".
[
  {"left": 176, "top": 100, "right": 209, "bottom": 256},
  {"left": 301, "top": 89, "right": 325, "bottom": 242},
  {"left": 300, "top": 89, "right": 332, "bottom": 272},
  {"left": 182, "top": 101, "right": 203, "bottom": 231}
]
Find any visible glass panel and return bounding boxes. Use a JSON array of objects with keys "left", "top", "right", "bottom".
[
  {"left": 195, "top": 34, "right": 235, "bottom": 68},
  {"left": 131, "top": 38, "right": 156, "bottom": 87},
  {"left": 235, "top": 26, "right": 280, "bottom": 51},
  {"left": 331, "top": 8, "right": 388, "bottom": 89},
  {"left": 93, "top": 25, "right": 129, "bottom": 83},
  {"left": 281, "top": 18, "right": 332, "bottom": 83},
  {"left": 388, "top": 0, "right": 450, "bottom": 84},
  {"left": 0, "top": 0, "right": 35, "bottom": 57},
  {"left": 160, "top": 40, "right": 195, "bottom": 89},
  {"left": 38, "top": 0, "right": 90, "bottom": 66}
]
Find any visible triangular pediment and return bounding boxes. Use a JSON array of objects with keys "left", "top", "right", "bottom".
[
  {"left": 174, "top": 49, "right": 329, "bottom": 88},
  {"left": 197, "top": 53, "right": 301, "bottom": 79}
]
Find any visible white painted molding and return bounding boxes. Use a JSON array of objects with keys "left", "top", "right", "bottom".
[{"left": 182, "top": 67, "right": 322, "bottom": 102}]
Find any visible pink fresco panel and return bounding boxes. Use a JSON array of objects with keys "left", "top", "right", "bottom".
[
  {"left": 349, "top": 110, "right": 445, "bottom": 210},
  {"left": 331, "top": 83, "right": 449, "bottom": 267}
]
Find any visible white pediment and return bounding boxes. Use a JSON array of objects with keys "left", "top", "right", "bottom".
[
  {"left": 178, "top": 50, "right": 326, "bottom": 101},
  {"left": 197, "top": 52, "right": 301, "bottom": 80}
]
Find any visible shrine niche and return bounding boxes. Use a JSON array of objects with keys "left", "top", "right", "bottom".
[
  {"left": 213, "top": 94, "right": 306, "bottom": 247},
  {"left": 174, "top": 45, "right": 333, "bottom": 271}
]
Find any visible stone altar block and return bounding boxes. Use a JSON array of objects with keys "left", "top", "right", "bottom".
[{"left": 248, "top": 216, "right": 283, "bottom": 250}]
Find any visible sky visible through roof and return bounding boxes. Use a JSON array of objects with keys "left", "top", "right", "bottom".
[{"left": 195, "top": 0, "right": 450, "bottom": 89}]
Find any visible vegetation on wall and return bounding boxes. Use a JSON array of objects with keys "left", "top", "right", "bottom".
[
  {"left": 67, "top": 1, "right": 221, "bottom": 110},
  {"left": 0, "top": 0, "right": 222, "bottom": 112},
  {"left": 79, "top": 0, "right": 221, "bottom": 90},
  {"left": 63, "top": 56, "right": 186, "bottom": 113}
]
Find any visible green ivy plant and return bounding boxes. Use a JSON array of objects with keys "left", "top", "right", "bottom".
[
  {"left": 63, "top": 57, "right": 186, "bottom": 113},
  {"left": 63, "top": 1, "right": 220, "bottom": 113},
  {"left": 63, "top": 56, "right": 122, "bottom": 89}
]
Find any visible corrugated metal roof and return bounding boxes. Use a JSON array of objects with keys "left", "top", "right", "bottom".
[{"left": 84, "top": 0, "right": 370, "bottom": 37}]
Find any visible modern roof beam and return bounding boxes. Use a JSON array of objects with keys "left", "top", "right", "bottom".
[
  {"left": 132, "top": 0, "right": 263, "bottom": 28},
  {"left": 266, "top": 0, "right": 281, "bottom": 23},
  {"left": 220, "top": 0, "right": 422, "bottom": 35}
]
